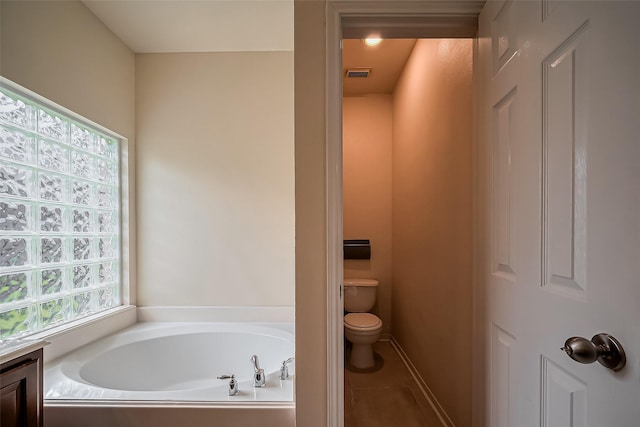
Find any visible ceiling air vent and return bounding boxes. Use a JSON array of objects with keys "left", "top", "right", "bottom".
[{"left": 345, "top": 68, "right": 371, "bottom": 78}]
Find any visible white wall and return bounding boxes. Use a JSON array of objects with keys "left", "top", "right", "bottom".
[
  {"left": 0, "top": 0, "right": 137, "bottom": 303},
  {"left": 136, "top": 52, "right": 295, "bottom": 307}
]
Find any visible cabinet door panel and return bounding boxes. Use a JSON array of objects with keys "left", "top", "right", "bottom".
[
  {"left": 1, "top": 359, "right": 40, "bottom": 427},
  {"left": 1, "top": 379, "right": 25, "bottom": 426}
]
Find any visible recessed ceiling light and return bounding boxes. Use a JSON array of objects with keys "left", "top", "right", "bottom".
[{"left": 364, "top": 37, "right": 382, "bottom": 47}]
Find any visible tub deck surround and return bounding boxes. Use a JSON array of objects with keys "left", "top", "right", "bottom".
[
  {"left": 42, "top": 305, "right": 137, "bottom": 363},
  {"left": 45, "top": 322, "right": 295, "bottom": 402}
]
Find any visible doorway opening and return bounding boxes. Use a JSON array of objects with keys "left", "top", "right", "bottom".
[
  {"left": 325, "top": 4, "right": 484, "bottom": 427},
  {"left": 342, "top": 36, "right": 473, "bottom": 427}
]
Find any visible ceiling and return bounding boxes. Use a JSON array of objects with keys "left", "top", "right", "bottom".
[
  {"left": 83, "top": 1, "right": 414, "bottom": 92},
  {"left": 82, "top": 0, "right": 294, "bottom": 53},
  {"left": 343, "top": 39, "right": 417, "bottom": 96}
]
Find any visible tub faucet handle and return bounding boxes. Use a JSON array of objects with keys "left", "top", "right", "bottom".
[
  {"left": 280, "top": 357, "right": 295, "bottom": 380},
  {"left": 217, "top": 374, "right": 239, "bottom": 396},
  {"left": 250, "top": 355, "right": 266, "bottom": 387}
]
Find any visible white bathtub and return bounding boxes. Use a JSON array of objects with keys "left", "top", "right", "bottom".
[{"left": 44, "top": 322, "right": 295, "bottom": 427}]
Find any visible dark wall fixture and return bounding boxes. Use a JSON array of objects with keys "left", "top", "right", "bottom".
[{"left": 343, "top": 239, "right": 371, "bottom": 260}]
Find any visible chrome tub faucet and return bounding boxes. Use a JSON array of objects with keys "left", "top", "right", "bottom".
[
  {"left": 217, "top": 374, "right": 238, "bottom": 396},
  {"left": 280, "top": 357, "right": 295, "bottom": 380},
  {"left": 250, "top": 355, "right": 266, "bottom": 387}
]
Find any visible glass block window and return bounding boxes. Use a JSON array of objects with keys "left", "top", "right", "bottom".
[{"left": 0, "top": 82, "right": 121, "bottom": 340}]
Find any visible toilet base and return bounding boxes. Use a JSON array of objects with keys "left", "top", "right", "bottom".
[{"left": 349, "top": 343, "right": 375, "bottom": 369}]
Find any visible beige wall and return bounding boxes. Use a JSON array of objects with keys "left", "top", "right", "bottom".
[
  {"left": 294, "top": 1, "right": 327, "bottom": 425},
  {"left": 0, "top": 1, "right": 135, "bottom": 139},
  {"left": 392, "top": 38, "right": 473, "bottom": 426},
  {"left": 0, "top": 0, "right": 137, "bottom": 303},
  {"left": 343, "top": 95, "right": 393, "bottom": 335},
  {"left": 135, "top": 52, "right": 294, "bottom": 307}
]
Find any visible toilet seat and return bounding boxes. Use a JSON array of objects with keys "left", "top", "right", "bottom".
[{"left": 344, "top": 313, "right": 382, "bottom": 331}]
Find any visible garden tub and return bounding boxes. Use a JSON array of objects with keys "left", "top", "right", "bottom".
[{"left": 44, "top": 322, "right": 295, "bottom": 427}]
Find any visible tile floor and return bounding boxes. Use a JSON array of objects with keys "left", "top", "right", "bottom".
[{"left": 344, "top": 341, "right": 443, "bottom": 427}]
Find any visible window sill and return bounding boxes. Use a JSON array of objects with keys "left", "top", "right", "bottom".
[
  {"left": 0, "top": 338, "right": 48, "bottom": 365},
  {"left": 26, "top": 305, "right": 137, "bottom": 364}
]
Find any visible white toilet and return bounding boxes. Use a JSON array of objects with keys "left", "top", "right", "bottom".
[{"left": 343, "top": 278, "right": 383, "bottom": 369}]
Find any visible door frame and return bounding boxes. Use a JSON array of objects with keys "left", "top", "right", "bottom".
[{"left": 325, "top": 2, "right": 485, "bottom": 426}]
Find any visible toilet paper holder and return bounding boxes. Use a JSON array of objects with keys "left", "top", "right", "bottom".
[{"left": 343, "top": 239, "right": 371, "bottom": 260}]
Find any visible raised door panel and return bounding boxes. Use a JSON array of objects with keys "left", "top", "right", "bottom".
[
  {"left": 541, "top": 356, "right": 587, "bottom": 427},
  {"left": 492, "top": 87, "right": 518, "bottom": 282},
  {"left": 492, "top": 0, "right": 517, "bottom": 75},
  {"left": 542, "top": 22, "right": 590, "bottom": 301},
  {"left": 490, "top": 324, "right": 516, "bottom": 427}
]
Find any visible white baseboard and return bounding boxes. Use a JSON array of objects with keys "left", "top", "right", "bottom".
[
  {"left": 389, "top": 336, "right": 455, "bottom": 427},
  {"left": 136, "top": 306, "right": 295, "bottom": 323}
]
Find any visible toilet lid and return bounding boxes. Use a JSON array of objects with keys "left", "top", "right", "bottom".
[
  {"left": 343, "top": 278, "right": 378, "bottom": 287},
  {"left": 344, "top": 313, "right": 382, "bottom": 331}
]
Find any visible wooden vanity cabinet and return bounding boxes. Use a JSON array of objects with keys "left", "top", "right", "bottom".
[{"left": 1, "top": 348, "right": 43, "bottom": 427}]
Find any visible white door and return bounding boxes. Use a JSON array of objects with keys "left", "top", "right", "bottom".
[{"left": 478, "top": 1, "right": 640, "bottom": 426}]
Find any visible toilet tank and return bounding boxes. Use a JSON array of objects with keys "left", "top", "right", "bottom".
[{"left": 343, "top": 279, "right": 379, "bottom": 312}]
